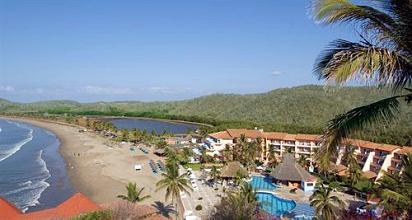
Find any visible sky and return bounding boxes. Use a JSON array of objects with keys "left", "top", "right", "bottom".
[{"left": 0, "top": 0, "right": 357, "bottom": 102}]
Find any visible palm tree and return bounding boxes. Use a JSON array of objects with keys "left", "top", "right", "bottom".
[
  {"left": 234, "top": 134, "right": 248, "bottom": 163},
  {"left": 156, "top": 164, "right": 192, "bottom": 216},
  {"left": 373, "top": 153, "right": 412, "bottom": 217},
  {"left": 310, "top": 183, "right": 345, "bottom": 220},
  {"left": 267, "top": 145, "right": 278, "bottom": 168},
  {"left": 342, "top": 145, "right": 362, "bottom": 187},
  {"left": 254, "top": 137, "right": 263, "bottom": 160},
  {"left": 341, "top": 145, "right": 358, "bottom": 168},
  {"left": 298, "top": 154, "right": 308, "bottom": 168},
  {"left": 210, "top": 165, "right": 220, "bottom": 185},
  {"left": 311, "top": 0, "right": 412, "bottom": 166},
  {"left": 117, "top": 182, "right": 150, "bottom": 203},
  {"left": 239, "top": 182, "right": 257, "bottom": 204},
  {"left": 209, "top": 183, "right": 259, "bottom": 220}
]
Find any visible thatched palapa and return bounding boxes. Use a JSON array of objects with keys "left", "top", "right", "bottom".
[
  {"left": 271, "top": 153, "right": 315, "bottom": 182},
  {"left": 220, "top": 161, "right": 248, "bottom": 178}
]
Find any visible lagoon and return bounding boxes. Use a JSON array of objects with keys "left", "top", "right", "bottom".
[{"left": 109, "top": 118, "right": 199, "bottom": 134}]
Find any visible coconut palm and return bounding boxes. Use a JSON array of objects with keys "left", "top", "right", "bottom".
[
  {"left": 267, "top": 145, "right": 278, "bottom": 168},
  {"left": 209, "top": 183, "right": 259, "bottom": 220},
  {"left": 156, "top": 164, "right": 192, "bottom": 205},
  {"left": 310, "top": 183, "right": 344, "bottom": 220},
  {"left": 239, "top": 181, "right": 257, "bottom": 204},
  {"left": 311, "top": 0, "right": 412, "bottom": 165},
  {"left": 341, "top": 145, "right": 358, "bottom": 168},
  {"left": 234, "top": 134, "right": 248, "bottom": 162},
  {"left": 373, "top": 153, "right": 412, "bottom": 217},
  {"left": 210, "top": 165, "right": 220, "bottom": 185},
  {"left": 117, "top": 182, "right": 150, "bottom": 203},
  {"left": 342, "top": 145, "right": 362, "bottom": 187},
  {"left": 298, "top": 154, "right": 308, "bottom": 168}
]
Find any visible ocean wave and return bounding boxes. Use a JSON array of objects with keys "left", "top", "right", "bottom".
[
  {"left": 0, "top": 128, "right": 33, "bottom": 162},
  {"left": 4, "top": 150, "right": 51, "bottom": 212}
]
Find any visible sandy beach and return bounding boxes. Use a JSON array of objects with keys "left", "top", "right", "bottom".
[{"left": 3, "top": 117, "right": 167, "bottom": 206}]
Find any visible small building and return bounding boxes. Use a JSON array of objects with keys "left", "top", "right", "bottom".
[
  {"left": 271, "top": 153, "right": 317, "bottom": 192},
  {"left": 220, "top": 161, "right": 248, "bottom": 179}
]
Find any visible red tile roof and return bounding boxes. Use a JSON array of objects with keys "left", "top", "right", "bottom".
[
  {"left": 295, "top": 134, "right": 321, "bottom": 142},
  {"left": 375, "top": 144, "right": 399, "bottom": 152},
  {"left": 0, "top": 197, "right": 21, "bottom": 220},
  {"left": 283, "top": 134, "right": 296, "bottom": 141},
  {"left": 264, "top": 132, "right": 288, "bottom": 140},
  {"left": 397, "top": 147, "right": 412, "bottom": 155},
  {"left": 226, "top": 129, "right": 265, "bottom": 139},
  {"left": 209, "top": 131, "right": 232, "bottom": 140},
  {"left": 0, "top": 193, "right": 99, "bottom": 220}
]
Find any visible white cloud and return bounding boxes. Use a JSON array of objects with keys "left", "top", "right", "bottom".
[
  {"left": 271, "top": 70, "right": 282, "bottom": 76},
  {"left": 82, "top": 85, "right": 133, "bottom": 95},
  {"left": 0, "top": 85, "right": 15, "bottom": 92}
]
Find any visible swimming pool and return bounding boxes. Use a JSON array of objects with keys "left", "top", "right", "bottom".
[
  {"left": 250, "top": 175, "right": 276, "bottom": 190},
  {"left": 256, "top": 192, "right": 296, "bottom": 216}
]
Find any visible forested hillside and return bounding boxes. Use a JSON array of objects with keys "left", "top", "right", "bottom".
[{"left": 1, "top": 85, "right": 411, "bottom": 145}]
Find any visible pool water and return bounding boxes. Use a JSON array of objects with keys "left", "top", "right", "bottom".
[
  {"left": 256, "top": 192, "right": 296, "bottom": 216},
  {"left": 250, "top": 176, "right": 276, "bottom": 190}
]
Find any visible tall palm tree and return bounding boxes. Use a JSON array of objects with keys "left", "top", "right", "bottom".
[
  {"left": 117, "top": 182, "right": 150, "bottom": 203},
  {"left": 310, "top": 183, "right": 345, "bottom": 220},
  {"left": 234, "top": 134, "right": 248, "bottom": 163},
  {"left": 254, "top": 137, "right": 263, "bottom": 160},
  {"left": 298, "top": 154, "right": 308, "bottom": 168},
  {"left": 311, "top": 0, "right": 412, "bottom": 165},
  {"left": 267, "top": 145, "right": 278, "bottom": 168},
  {"left": 156, "top": 164, "right": 192, "bottom": 209},
  {"left": 341, "top": 145, "right": 358, "bottom": 168},
  {"left": 342, "top": 145, "right": 362, "bottom": 187},
  {"left": 373, "top": 153, "right": 412, "bottom": 217},
  {"left": 209, "top": 183, "right": 259, "bottom": 220},
  {"left": 210, "top": 165, "right": 220, "bottom": 185},
  {"left": 239, "top": 182, "right": 257, "bottom": 204}
]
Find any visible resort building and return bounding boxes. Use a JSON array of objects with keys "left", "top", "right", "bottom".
[
  {"left": 207, "top": 129, "right": 321, "bottom": 161},
  {"left": 335, "top": 139, "right": 401, "bottom": 179},
  {"left": 207, "top": 128, "right": 411, "bottom": 181},
  {"left": 387, "top": 147, "right": 412, "bottom": 175}
]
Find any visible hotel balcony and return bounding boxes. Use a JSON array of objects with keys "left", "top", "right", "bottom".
[
  {"left": 369, "top": 165, "right": 380, "bottom": 174},
  {"left": 271, "top": 140, "right": 281, "bottom": 145},
  {"left": 297, "top": 142, "right": 311, "bottom": 147},
  {"left": 297, "top": 147, "right": 311, "bottom": 154},
  {"left": 283, "top": 141, "right": 295, "bottom": 146},
  {"left": 356, "top": 154, "right": 368, "bottom": 164}
]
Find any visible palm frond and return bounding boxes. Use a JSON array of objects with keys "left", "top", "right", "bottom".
[
  {"left": 314, "top": 39, "right": 412, "bottom": 91},
  {"left": 312, "top": 0, "right": 397, "bottom": 43},
  {"left": 321, "top": 94, "right": 401, "bottom": 156}
]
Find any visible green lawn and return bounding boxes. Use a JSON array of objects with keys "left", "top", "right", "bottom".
[{"left": 183, "top": 163, "right": 202, "bottom": 170}]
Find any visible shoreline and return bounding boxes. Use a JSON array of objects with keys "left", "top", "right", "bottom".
[{"left": 1, "top": 117, "right": 167, "bottom": 206}]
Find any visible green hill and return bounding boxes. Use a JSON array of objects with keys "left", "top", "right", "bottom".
[{"left": 1, "top": 85, "right": 411, "bottom": 145}]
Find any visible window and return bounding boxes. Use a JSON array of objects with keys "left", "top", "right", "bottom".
[{"left": 306, "top": 183, "right": 314, "bottom": 187}]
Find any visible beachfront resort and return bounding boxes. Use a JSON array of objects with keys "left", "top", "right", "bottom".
[{"left": 1, "top": 115, "right": 410, "bottom": 220}]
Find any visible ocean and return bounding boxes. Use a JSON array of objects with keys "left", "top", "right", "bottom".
[{"left": 0, "top": 119, "right": 74, "bottom": 212}]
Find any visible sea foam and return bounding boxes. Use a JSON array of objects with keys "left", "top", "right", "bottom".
[
  {"left": 4, "top": 150, "right": 51, "bottom": 212},
  {"left": 0, "top": 127, "right": 33, "bottom": 162}
]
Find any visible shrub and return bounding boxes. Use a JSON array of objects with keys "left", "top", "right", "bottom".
[
  {"left": 73, "top": 210, "right": 112, "bottom": 220},
  {"left": 195, "top": 205, "right": 202, "bottom": 211}
]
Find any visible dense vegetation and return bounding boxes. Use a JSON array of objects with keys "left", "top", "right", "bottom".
[{"left": 1, "top": 85, "right": 411, "bottom": 145}]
